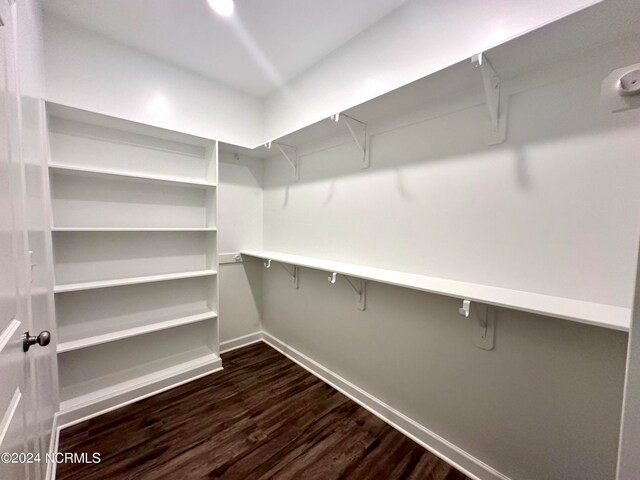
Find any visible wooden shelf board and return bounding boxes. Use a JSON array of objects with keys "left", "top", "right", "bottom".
[
  {"left": 241, "top": 249, "right": 631, "bottom": 332},
  {"left": 57, "top": 310, "right": 218, "bottom": 353},
  {"left": 52, "top": 227, "right": 217, "bottom": 232},
  {"left": 49, "top": 163, "right": 217, "bottom": 188},
  {"left": 59, "top": 347, "right": 221, "bottom": 412},
  {"left": 54, "top": 269, "right": 217, "bottom": 293}
]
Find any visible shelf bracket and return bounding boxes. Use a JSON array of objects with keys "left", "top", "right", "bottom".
[
  {"left": 265, "top": 141, "right": 299, "bottom": 180},
  {"left": 458, "top": 299, "right": 495, "bottom": 350},
  {"left": 471, "top": 53, "right": 506, "bottom": 145},
  {"left": 280, "top": 264, "right": 300, "bottom": 289},
  {"left": 331, "top": 113, "right": 369, "bottom": 169},
  {"left": 328, "top": 272, "right": 366, "bottom": 311}
]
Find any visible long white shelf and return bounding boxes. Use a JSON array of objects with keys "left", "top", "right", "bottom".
[
  {"left": 242, "top": 249, "right": 631, "bottom": 332},
  {"left": 54, "top": 269, "right": 217, "bottom": 293},
  {"left": 59, "top": 347, "right": 221, "bottom": 412},
  {"left": 52, "top": 227, "right": 217, "bottom": 232},
  {"left": 48, "top": 163, "right": 216, "bottom": 188},
  {"left": 57, "top": 310, "right": 218, "bottom": 353}
]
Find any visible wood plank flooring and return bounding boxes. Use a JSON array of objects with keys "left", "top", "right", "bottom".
[{"left": 57, "top": 342, "right": 472, "bottom": 480}]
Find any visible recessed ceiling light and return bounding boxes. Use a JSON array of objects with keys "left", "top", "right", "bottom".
[{"left": 208, "top": 0, "right": 234, "bottom": 17}]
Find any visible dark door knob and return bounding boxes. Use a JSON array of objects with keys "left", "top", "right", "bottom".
[{"left": 23, "top": 331, "right": 51, "bottom": 352}]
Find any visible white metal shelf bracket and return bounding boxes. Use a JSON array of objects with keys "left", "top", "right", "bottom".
[
  {"left": 265, "top": 141, "right": 299, "bottom": 180},
  {"left": 471, "top": 53, "right": 507, "bottom": 145},
  {"left": 458, "top": 299, "right": 495, "bottom": 350},
  {"left": 331, "top": 113, "right": 370, "bottom": 169},
  {"left": 328, "top": 272, "right": 366, "bottom": 311},
  {"left": 280, "top": 264, "right": 300, "bottom": 289}
]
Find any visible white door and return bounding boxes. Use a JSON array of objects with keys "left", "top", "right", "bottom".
[{"left": 0, "top": 2, "right": 49, "bottom": 479}]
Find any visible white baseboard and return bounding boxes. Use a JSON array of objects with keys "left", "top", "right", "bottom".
[
  {"left": 260, "top": 331, "right": 512, "bottom": 480},
  {"left": 220, "top": 331, "right": 263, "bottom": 353}
]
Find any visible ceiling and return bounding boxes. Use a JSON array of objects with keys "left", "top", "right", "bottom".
[
  {"left": 43, "top": 0, "right": 407, "bottom": 97},
  {"left": 219, "top": 0, "right": 640, "bottom": 157}
]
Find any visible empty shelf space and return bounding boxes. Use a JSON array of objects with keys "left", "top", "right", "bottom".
[
  {"left": 54, "top": 269, "right": 217, "bottom": 293},
  {"left": 48, "top": 163, "right": 216, "bottom": 188},
  {"left": 49, "top": 168, "right": 217, "bottom": 229},
  {"left": 52, "top": 230, "right": 217, "bottom": 285},
  {"left": 242, "top": 249, "right": 631, "bottom": 331},
  {"left": 59, "top": 321, "right": 220, "bottom": 412},
  {"left": 59, "top": 347, "right": 220, "bottom": 412},
  {"left": 46, "top": 108, "right": 216, "bottom": 184},
  {"left": 57, "top": 309, "right": 218, "bottom": 353},
  {"left": 55, "top": 275, "right": 218, "bottom": 351}
]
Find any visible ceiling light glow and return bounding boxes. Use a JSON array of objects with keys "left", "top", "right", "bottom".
[{"left": 208, "top": 0, "right": 234, "bottom": 17}]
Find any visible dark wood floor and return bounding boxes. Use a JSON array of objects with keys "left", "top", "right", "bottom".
[{"left": 58, "top": 343, "right": 471, "bottom": 480}]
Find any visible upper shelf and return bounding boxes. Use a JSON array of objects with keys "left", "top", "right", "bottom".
[
  {"left": 48, "top": 164, "right": 217, "bottom": 188},
  {"left": 54, "top": 269, "right": 217, "bottom": 294},
  {"left": 241, "top": 250, "right": 631, "bottom": 332}
]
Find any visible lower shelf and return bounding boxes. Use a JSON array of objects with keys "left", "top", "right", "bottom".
[
  {"left": 57, "top": 309, "right": 218, "bottom": 353},
  {"left": 59, "top": 347, "right": 221, "bottom": 415},
  {"left": 58, "top": 321, "right": 220, "bottom": 425}
]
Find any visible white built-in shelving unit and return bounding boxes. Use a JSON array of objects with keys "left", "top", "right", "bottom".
[
  {"left": 242, "top": 250, "right": 631, "bottom": 331},
  {"left": 45, "top": 103, "right": 221, "bottom": 423}
]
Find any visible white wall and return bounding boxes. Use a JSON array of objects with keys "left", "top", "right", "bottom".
[
  {"left": 218, "top": 152, "right": 264, "bottom": 343},
  {"left": 263, "top": 0, "right": 603, "bottom": 141},
  {"left": 263, "top": 41, "right": 640, "bottom": 308},
  {"left": 43, "top": 16, "right": 264, "bottom": 147},
  {"left": 260, "top": 39, "right": 640, "bottom": 480}
]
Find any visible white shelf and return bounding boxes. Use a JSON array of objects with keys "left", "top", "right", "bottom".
[
  {"left": 48, "top": 163, "right": 216, "bottom": 188},
  {"left": 57, "top": 309, "right": 218, "bottom": 353},
  {"left": 59, "top": 347, "right": 220, "bottom": 412},
  {"left": 52, "top": 227, "right": 217, "bottom": 232},
  {"left": 54, "top": 269, "right": 217, "bottom": 293},
  {"left": 242, "top": 250, "right": 631, "bottom": 332}
]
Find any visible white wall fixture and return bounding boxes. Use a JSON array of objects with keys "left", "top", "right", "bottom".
[
  {"left": 459, "top": 300, "right": 496, "bottom": 350},
  {"left": 261, "top": 258, "right": 299, "bottom": 289},
  {"left": 207, "top": 0, "right": 234, "bottom": 17},
  {"left": 331, "top": 113, "right": 369, "bottom": 168},
  {"left": 280, "top": 264, "right": 300, "bottom": 290},
  {"left": 601, "top": 63, "right": 640, "bottom": 112},
  {"left": 265, "top": 141, "right": 299, "bottom": 180},
  {"left": 458, "top": 299, "right": 471, "bottom": 317},
  {"left": 218, "top": 253, "right": 243, "bottom": 264},
  {"left": 328, "top": 272, "right": 367, "bottom": 311},
  {"left": 471, "top": 53, "right": 507, "bottom": 145}
]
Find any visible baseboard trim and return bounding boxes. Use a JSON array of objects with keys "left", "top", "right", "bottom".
[
  {"left": 260, "top": 331, "right": 512, "bottom": 480},
  {"left": 220, "top": 331, "right": 263, "bottom": 354}
]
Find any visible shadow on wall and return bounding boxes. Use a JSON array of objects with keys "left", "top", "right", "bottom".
[{"left": 266, "top": 50, "right": 640, "bottom": 199}]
